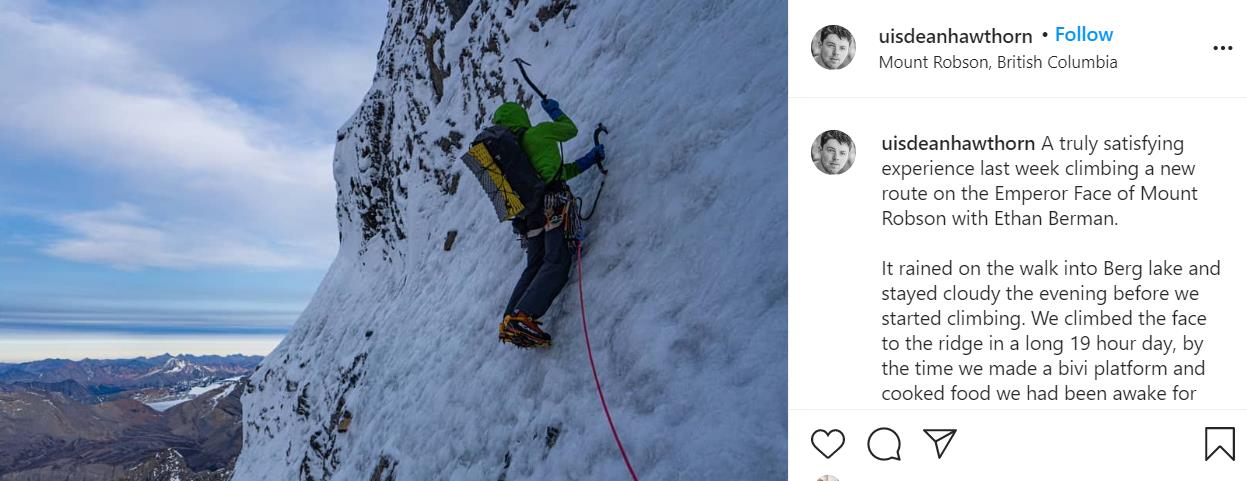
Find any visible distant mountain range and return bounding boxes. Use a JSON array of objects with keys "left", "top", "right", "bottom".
[
  {"left": 0, "top": 354, "right": 262, "bottom": 480},
  {"left": 0, "top": 354, "right": 261, "bottom": 389},
  {"left": 0, "top": 379, "right": 122, "bottom": 404}
]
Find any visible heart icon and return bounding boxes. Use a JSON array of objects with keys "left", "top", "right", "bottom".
[{"left": 811, "top": 429, "right": 845, "bottom": 459}]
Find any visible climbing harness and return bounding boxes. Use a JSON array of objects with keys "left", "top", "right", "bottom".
[{"left": 576, "top": 241, "right": 640, "bottom": 481}]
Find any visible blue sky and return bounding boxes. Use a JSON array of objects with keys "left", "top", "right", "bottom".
[{"left": 0, "top": 0, "right": 387, "bottom": 362}]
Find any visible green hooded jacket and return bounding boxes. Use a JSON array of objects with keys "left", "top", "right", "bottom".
[{"left": 491, "top": 102, "right": 583, "bottom": 182}]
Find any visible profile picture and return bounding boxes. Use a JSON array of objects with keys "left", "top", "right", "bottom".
[
  {"left": 811, "top": 130, "right": 855, "bottom": 175},
  {"left": 817, "top": 476, "right": 841, "bottom": 481},
  {"left": 812, "top": 25, "right": 855, "bottom": 70}
]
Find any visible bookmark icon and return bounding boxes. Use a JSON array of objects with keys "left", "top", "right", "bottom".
[
  {"left": 1205, "top": 427, "right": 1235, "bottom": 461},
  {"left": 923, "top": 429, "right": 957, "bottom": 459}
]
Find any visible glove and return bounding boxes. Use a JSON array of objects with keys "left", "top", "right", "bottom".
[
  {"left": 574, "top": 144, "right": 606, "bottom": 172},
  {"left": 540, "top": 98, "right": 565, "bottom": 120}
]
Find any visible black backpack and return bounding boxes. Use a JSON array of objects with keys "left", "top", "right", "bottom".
[{"left": 461, "top": 125, "right": 548, "bottom": 222}]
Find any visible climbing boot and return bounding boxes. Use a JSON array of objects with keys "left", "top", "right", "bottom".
[
  {"left": 497, "top": 316, "right": 536, "bottom": 347},
  {"left": 499, "top": 311, "right": 551, "bottom": 349}
]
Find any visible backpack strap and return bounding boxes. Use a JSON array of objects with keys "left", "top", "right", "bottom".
[{"left": 552, "top": 151, "right": 565, "bottom": 184}]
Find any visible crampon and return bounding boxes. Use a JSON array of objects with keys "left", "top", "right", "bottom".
[{"left": 498, "top": 312, "right": 551, "bottom": 349}]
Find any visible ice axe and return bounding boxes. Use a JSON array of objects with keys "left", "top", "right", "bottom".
[
  {"left": 593, "top": 123, "right": 609, "bottom": 174},
  {"left": 512, "top": 58, "right": 548, "bottom": 100},
  {"left": 513, "top": 58, "right": 608, "bottom": 172},
  {"left": 576, "top": 123, "right": 611, "bottom": 223}
]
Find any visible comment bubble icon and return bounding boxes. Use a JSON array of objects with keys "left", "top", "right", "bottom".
[{"left": 868, "top": 427, "right": 902, "bottom": 461}]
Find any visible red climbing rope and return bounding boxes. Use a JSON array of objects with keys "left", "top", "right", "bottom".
[{"left": 575, "top": 241, "right": 640, "bottom": 481}]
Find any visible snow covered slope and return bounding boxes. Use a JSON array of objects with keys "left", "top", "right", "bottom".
[{"left": 233, "top": 1, "right": 785, "bottom": 479}]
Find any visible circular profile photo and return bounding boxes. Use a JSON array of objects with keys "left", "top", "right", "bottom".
[
  {"left": 817, "top": 476, "right": 841, "bottom": 481},
  {"left": 811, "top": 130, "right": 855, "bottom": 175},
  {"left": 812, "top": 25, "right": 855, "bottom": 70}
]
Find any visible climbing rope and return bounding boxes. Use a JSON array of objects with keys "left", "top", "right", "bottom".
[{"left": 575, "top": 241, "right": 640, "bottom": 481}]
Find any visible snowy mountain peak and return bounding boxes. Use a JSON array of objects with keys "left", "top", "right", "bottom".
[
  {"left": 140, "top": 357, "right": 208, "bottom": 378},
  {"left": 164, "top": 358, "right": 188, "bottom": 372},
  {"left": 234, "top": 1, "right": 785, "bottom": 480}
]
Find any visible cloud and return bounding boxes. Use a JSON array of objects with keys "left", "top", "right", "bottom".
[
  {"left": 0, "top": 332, "right": 285, "bottom": 363},
  {"left": 270, "top": 39, "right": 380, "bottom": 125},
  {"left": 0, "top": 300, "right": 297, "bottom": 335},
  {"left": 65, "top": 0, "right": 385, "bottom": 131},
  {"left": 40, "top": 203, "right": 306, "bottom": 269},
  {"left": 0, "top": 2, "right": 383, "bottom": 269}
]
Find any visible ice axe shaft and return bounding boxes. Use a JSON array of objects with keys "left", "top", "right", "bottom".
[
  {"left": 512, "top": 58, "right": 548, "bottom": 100},
  {"left": 593, "top": 124, "right": 609, "bottom": 174}
]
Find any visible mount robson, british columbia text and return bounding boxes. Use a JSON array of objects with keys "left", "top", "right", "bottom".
[{"left": 881, "top": 54, "right": 1118, "bottom": 70}]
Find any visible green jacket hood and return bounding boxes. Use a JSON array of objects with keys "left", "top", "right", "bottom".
[
  {"left": 488, "top": 101, "right": 582, "bottom": 183},
  {"left": 492, "top": 102, "right": 532, "bottom": 131}
]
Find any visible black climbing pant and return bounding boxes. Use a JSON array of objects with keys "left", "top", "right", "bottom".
[{"left": 505, "top": 224, "right": 573, "bottom": 320}]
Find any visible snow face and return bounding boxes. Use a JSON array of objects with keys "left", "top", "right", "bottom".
[
  {"left": 145, "top": 399, "right": 190, "bottom": 413},
  {"left": 234, "top": 1, "right": 785, "bottom": 480},
  {"left": 141, "top": 376, "right": 244, "bottom": 412}
]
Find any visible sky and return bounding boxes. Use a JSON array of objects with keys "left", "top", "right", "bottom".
[{"left": 0, "top": 0, "right": 388, "bottom": 362}]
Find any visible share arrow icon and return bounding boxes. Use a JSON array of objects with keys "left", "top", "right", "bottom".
[{"left": 923, "top": 429, "right": 957, "bottom": 459}]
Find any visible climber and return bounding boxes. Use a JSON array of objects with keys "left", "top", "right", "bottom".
[{"left": 492, "top": 98, "right": 605, "bottom": 349}]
